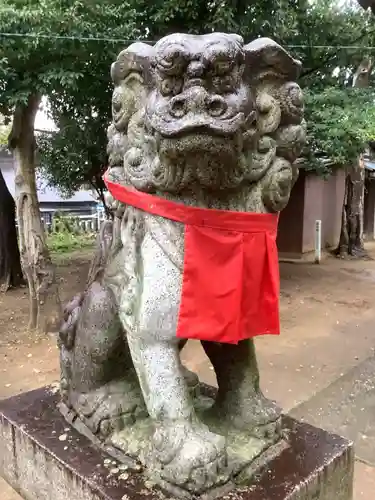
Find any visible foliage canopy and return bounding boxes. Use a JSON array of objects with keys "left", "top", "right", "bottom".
[{"left": 304, "top": 87, "right": 375, "bottom": 174}]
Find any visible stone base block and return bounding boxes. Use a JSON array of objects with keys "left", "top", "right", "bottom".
[{"left": 0, "top": 387, "right": 354, "bottom": 500}]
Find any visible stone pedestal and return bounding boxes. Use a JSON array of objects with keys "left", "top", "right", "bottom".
[{"left": 0, "top": 387, "right": 354, "bottom": 500}]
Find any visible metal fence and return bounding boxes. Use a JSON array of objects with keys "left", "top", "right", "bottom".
[{"left": 41, "top": 212, "right": 106, "bottom": 234}]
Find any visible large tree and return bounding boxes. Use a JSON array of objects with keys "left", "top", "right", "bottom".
[
  {"left": 299, "top": 2, "right": 375, "bottom": 257},
  {"left": 37, "top": 78, "right": 111, "bottom": 205},
  {"left": 304, "top": 84, "right": 375, "bottom": 256},
  {"left": 0, "top": 0, "right": 139, "bottom": 330}
]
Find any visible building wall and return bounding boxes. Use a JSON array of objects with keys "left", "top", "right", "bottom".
[
  {"left": 0, "top": 150, "right": 96, "bottom": 206},
  {"left": 278, "top": 168, "right": 346, "bottom": 257},
  {"left": 301, "top": 169, "right": 345, "bottom": 252},
  {"left": 323, "top": 169, "right": 346, "bottom": 249},
  {"left": 302, "top": 169, "right": 345, "bottom": 253},
  {"left": 277, "top": 171, "right": 305, "bottom": 256},
  {"left": 0, "top": 150, "right": 15, "bottom": 194},
  {"left": 301, "top": 173, "right": 324, "bottom": 253}
]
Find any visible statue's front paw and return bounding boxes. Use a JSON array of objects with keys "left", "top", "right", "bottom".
[
  {"left": 229, "top": 393, "right": 282, "bottom": 442},
  {"left": 69, "top": 379, "right": 146, "bottom": 439},
  {"left": 207, "top": 390, "right": 282, "bottom": 444},
  {"left": 151, "top": 421, "right": 229, "bottom": 493}
]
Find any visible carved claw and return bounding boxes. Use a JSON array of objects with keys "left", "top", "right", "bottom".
[
  {"left": 59, "top": 293, "right": 84, "bottom": 350},
  {"left": 69, "top": 379, "right": 147, "bottom": 439},
  {"left": 214, "top": 392, "right": 282, "bottom": 443},
  {"left": 151, "top": 421, "right": 229, "bottom": 493}
]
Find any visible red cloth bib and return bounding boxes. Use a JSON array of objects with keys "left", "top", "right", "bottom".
[{"left": 104, "top": 174, "right": 280, "bottom": 344}]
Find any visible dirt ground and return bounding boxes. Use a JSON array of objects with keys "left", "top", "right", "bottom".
[{"left": 2, "top": 245, "right": 375, "bottom": 498}]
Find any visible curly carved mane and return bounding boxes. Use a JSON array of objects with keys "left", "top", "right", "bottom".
[{"left": 107, "top": 37, "right": 306, "bottom": 213}]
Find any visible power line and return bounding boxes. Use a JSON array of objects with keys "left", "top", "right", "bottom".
[
  {"left": 0, "top": 32, "right": 375, "bottom": 50},
  {"left": 0, "top": 32, "right": 151, "bottom": 44},
  {"left": 289, "top": 45, "right": 375, "bottom": 49}
]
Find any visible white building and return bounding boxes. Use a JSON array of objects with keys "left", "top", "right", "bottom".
[{"left": 0, "top": 149, "right": 98, "bottom": 223}]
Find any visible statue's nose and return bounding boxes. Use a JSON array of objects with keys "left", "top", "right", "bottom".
[
  {"left": 169, "top": 91, "right": 228, "bottom": 118},
  {"left": 205, "top": 95, "right": 227, "bottom": 117},
  {"left": 170, "top": 95, "right": 188, "bottom": 118}
]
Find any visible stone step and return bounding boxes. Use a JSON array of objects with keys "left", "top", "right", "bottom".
[{"left": 290, "top": 354, "right": 375, "bottom": 465}]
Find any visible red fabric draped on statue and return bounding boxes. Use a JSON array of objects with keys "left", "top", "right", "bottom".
[{"left": 104, "top": 174, "right": 280, "bottom": 344}]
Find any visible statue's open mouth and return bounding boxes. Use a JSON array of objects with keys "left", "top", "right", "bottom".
[{"left": 147, "top": 112, "right": 245, "bottom": 138}]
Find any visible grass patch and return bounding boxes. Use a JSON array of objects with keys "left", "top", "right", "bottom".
[{"left": 47, "top": 231, "right": 96, "bottom": 253}]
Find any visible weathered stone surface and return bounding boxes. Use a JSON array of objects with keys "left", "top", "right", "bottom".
[
  {"left": 0, "top": 388, "right": 353, "bottom": 500},
  {"left": 58, "top": 33, "right": 307, "bottom": 495}
]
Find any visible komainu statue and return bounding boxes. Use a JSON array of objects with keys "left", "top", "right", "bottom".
[{"left": 59, "top": 33, "right": 305, "bottom": 497}]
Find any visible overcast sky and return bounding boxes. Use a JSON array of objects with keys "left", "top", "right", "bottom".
[{"left": 35, "top": 97, "right": 56, "bottom": 132}]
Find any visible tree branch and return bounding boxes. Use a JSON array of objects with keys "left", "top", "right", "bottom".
[{"left": 88, "top": 178, "right": 111, "bottom": 219}]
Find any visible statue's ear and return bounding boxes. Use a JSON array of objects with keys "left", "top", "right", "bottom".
[
  {"left": 111, "top": 42, "right": 154, "bottom": 86},
  {"left": 243, "top": 38, "right": 302, "bottom": 83}
]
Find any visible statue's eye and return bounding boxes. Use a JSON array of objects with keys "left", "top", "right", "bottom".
[
  {"left": 160, "top": 77, "right": 183, "bottom": 96},
  {"left": 211, "top": 76, "right": 234, "bottom": 94},
  {"left": 213, "top": 59, "right": 232, "bottom": 76}
]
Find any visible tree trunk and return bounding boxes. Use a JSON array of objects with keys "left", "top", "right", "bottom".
[
  {"left": 0, "top": 166, "right": 24, "bottom": 290},
  {"left": 336, "top": 58, "right": 372, "bottom": 257},
  {"left": 337, "top": 159, "right": 366, "bottom": 258},
  {"left": 8, "top": 94, "right": 61, "bottom": 332}
]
